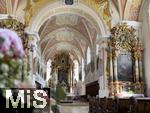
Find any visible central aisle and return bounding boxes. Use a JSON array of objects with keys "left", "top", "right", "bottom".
[{"left": 58, "top": 103, "right": 89, "bottom": 113}]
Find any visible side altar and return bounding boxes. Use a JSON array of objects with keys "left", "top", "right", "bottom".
[{"left": 106, "top": 23, "right": 144, "bottom": 97}]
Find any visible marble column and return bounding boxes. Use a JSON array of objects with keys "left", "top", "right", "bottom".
[
  {"left": 109, "top": 52, "right": 113, "bottom": 82},
  {"left": 139, "top": 53, "right": 143, "bottom": 82},
  {"left": 113, "top": 55, "right": 118, "bottom": 82},
  {"left": 26, "top": 32, "right": 40, "bottom": 86},
  {"left": 135, "top": 56, "right": 139, "bottom": 82},
  {"left": 97, "top": 36, "right": 110, "bottom": 98}
]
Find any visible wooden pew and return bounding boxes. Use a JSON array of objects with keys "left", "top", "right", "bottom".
[{"left": 89, "top": 97, "right": 150, "bottom": 113}]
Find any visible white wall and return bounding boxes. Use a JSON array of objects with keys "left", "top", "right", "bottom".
[
  {"left": 139, "top": 0, "right": 150, "bottom": 96},
  {"left": 86, "top": 47, "right": 91, "bottom": 64},
  {"left": 46, "top": 60, "right": 52, "bottom": 81},
  {"left": 73, "top": 60, "right": 79, "bottom": 82}
]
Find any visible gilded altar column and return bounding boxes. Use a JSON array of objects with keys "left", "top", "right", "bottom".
[
  {"left": 108, "top": 45, "right": 114, "bottom": 83},
  {"left": 135, "top": 54, "right": 139, "bottom": 82},
  {"left": 139, "top": 55, "right": 143, "bottom": 82},
  {"left": 113, "top": 50, "right": 119, "bottom": 95},
  {"left": 138, "top": 43, "right": 144, "bottom": 82},
  {"left": 109, "top": 48, "right": 114, "bottom": 95},
  {"left": 113, "top": 50, "right": 118, "bottom": 82},
  {"left": 133, "top": 44, "right": 141, "bottom": 83},
  {"left": 138, "top": 48, "right": 144, "bottom": 93},
  {"left": 69, "top": 67, "right": 72, "bottom": 93}
]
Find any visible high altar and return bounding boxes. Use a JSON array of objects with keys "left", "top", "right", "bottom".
[{"left": 49, "top": 52, "right": 73, "bottom": 94}]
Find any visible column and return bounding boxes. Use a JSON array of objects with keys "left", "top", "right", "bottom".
[
  {"left": 113, "top": 55, "right": 118, "bottom": 82},
  {"left": 109, "top": 51, "right": 113, "bottom": 82},
  {"left": 69, "top": 68, "right": 72, "bottom": 93},
  {"left": 26, "top": 32, "right": 40, "bottom": 87},
  {"left": 108, "top": 47, "right": 114, "bottom": 96},
  {"left": 139, "top": 51, "right": 143, "bottom": 82},
  {"left": 134, "top": 54, "right": 139, "bottom": 82},
  {"left": 97, "top": 36, "right": 109, "bottom": 98},
  {"left": 28, "top": 35, "right": 34, "bottom": 78}
]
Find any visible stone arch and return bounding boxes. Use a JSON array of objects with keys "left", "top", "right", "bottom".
[{"left": 27, "top": 1, "right": 108, "bottom": 36}]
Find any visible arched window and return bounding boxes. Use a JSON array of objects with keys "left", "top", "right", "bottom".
[
  {"left": 86, "top": 46, "right": 91, "bottom": 64},
  {"left": 81, "top": 58, "right": 85, "bottom": 81},
  {"left": 46, "top": 59, "right": 52, "bottom": 81},
  {"left": 96, "top": 44, "right": 99, "bottom": 55},
  {"left": 73, "top": 60, "right": 79, "bottom": 82}
]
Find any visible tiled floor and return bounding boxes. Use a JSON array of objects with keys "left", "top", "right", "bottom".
[{"left": 58, "top": 103, "right": 89, "bottom": 113}]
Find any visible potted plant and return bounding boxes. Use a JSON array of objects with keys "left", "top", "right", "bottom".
[{"left": 50, "top": 84, "right": 67, "bottom": 113}]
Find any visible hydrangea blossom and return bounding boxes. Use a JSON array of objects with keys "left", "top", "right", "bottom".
[
  {"left": 0, "top": 28, "right": 24, "bottom": 58},
  {"left": 0, "top": 29, "right": 25, "bottom": 88},
  {"left": 0, "top": 30, "right": 11, "bottom": 52}
]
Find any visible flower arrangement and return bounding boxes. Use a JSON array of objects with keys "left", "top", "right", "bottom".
[{"left": 0, "top": 28, "right": 24, "bottom": 87}]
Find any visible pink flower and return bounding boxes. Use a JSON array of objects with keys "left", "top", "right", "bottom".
[
  {"left": 0, "top": 28, "right": 24, "bottom": 58},
  {"left": 0, "top": 29, "right": 11, "bottom": 52}
]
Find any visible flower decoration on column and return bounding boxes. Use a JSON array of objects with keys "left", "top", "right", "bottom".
[
  {"left": 0, "top": 28, "right": 24, "bottom": 87},
  {"left": 0, "top": 17, "right": 30, "bottom": 84}
]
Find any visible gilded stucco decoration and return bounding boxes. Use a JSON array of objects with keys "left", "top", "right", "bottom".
[
  {"left": 23, "top": 0, "right": 111, "bottom": 28},
  {"left": 23, "top": 0, "right": 33, "bottom": 26},
  {"left": 110, "top": 23, "right": 138, "bottom": 53},
  {"left": 83, "top": 0, "right": 111, "bottom": 29},
  {"left": 23, "top": 0, "right": 57, "bottom": 25}
]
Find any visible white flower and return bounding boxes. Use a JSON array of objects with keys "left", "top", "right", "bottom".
[
  {"left": 0, "top": 53, "right": 4, "bottom": 58},
  {"left": 3, "top": 72, "right": 8, "bottom": 77},
  {"left": 0, "top": 83, "right": 5, "bottom": 88},
  {"left": 17, "top": 59, "right": 23, "bottom": 64},
  {"left": 0, "top": 79, "right": 6, "bottom": 88},
  {"left": 1, "top": 63, "right": 9, "bottom": 72},
  {"left": 5, "top": 50, "right": 14, "bottom": 57}
]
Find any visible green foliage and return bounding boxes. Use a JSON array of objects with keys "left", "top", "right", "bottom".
[
  {"left": 56, "top": 84, "right": 66, "bottom": 101},
  {"left": 50, "top": 84, "right": 66, "bottom": 102},
  {"left": 51, "top": 104, "right": 60, "bottom": 113},
  {"left": 0, "top": 58, "right": 23, "bottom": 87},
  {"left": 50, "top": 88, "right": 57, "bottom": 100}
]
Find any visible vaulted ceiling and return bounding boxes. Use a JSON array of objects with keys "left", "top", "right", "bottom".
[
  {"left": 38, "top": 14, "right": 97, "bottom": 62},
  {"left": 112, "top": 0, "right": 142, "bottom": 20},
  {"left": 0, "top": 0, "right": 144, "bottom": 63},
  {"left": 0, "top": 0, "right": 7, "bottom": 14}
]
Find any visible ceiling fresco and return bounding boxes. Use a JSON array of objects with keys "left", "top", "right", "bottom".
[{"left": 0, "top": 0, "right": 143, "bottom": 63}]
